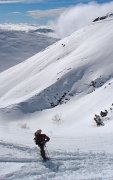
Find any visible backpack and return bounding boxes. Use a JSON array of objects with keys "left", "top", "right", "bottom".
[{"left": 34, "top": 134, "right": 42, "bottom": 145}]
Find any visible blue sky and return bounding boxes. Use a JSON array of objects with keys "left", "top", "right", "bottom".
[{"left": 0, "top": 0, "right": 112, "bottom": 25}]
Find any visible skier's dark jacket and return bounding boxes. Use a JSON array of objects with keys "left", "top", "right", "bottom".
[{"left": 34, "top": 133, "right": 50, "bottom": 145}]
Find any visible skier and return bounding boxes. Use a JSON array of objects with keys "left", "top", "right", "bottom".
[{"left": 34, "top": 129, "right": 50, "bottom": 161}]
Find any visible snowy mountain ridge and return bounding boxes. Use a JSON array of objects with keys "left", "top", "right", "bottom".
[{"left": 93, "top": 12, "right": 113, "bottom": 22}]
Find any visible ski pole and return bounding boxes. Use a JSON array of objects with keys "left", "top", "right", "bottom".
[
  {"left": 45, "top": 145, "right": 50, "bottom": 159},
  {"left": 45, "top": 145, "right": 48, "bottom": 157}
]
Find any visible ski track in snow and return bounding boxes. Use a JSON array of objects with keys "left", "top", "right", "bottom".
[{"left": 0, "top": 141, "right": 113, "bottom": 180}]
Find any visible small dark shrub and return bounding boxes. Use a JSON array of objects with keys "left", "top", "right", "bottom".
[
  {"left": 94, "top": 114, "right": 104, "bottom": 126},
  {"left": 100, "top": 110, "right": 108, "bottom": 117}
]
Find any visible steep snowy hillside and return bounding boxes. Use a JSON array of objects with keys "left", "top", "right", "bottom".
[
  {"left": 0, "top": 24, "right": 59, "bottom": 72},
  {"left": 0, "top": 17, "right": 113, "bottom": 180},
  {"left": 0, "top": 18, "right": 113, "bottom": 113}
]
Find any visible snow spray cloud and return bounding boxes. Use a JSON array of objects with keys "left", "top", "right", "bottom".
[{"left": 49, "top": 1, "right": 113, "bottom": 38}]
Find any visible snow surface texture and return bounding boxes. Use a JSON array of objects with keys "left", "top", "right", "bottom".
[
  {"left": 0, "top": 24, "right": 59, "bottom": 72},
  {"left": 0, "top": 18, "right": 113, "bottom": 179}
]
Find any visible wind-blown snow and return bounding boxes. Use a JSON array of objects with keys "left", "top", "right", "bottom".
[{"left": 0, "top": 17, "right": 113, "bottom": 179}]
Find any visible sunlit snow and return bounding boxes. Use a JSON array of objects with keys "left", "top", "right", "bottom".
[{"left": 0, "top": 17, "right": 113, "bottom": 180}]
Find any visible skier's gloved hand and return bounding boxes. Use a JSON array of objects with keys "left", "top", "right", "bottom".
[
  {"left": 45, "top": 138, "right": 50, "bottom": 143},
  {"left": 46, "top": 137, "right": 50, "bottom": 142}
]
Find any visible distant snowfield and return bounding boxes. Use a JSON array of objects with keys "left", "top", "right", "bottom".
[
  {"left": 0, "top": 19, "right": 113, "bottom": 179},
  {"left": 0, "top": 23, "right": 59, "bottom": 72}
]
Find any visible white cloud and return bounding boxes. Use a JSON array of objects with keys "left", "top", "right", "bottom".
[
  {"left": 0, "top": 0, "right": 19, "bottom": 2},
  {"left": 12, "top": 12, "right": 22, "bottom": 14},
  {"left": 49, "top": 1, "right": 113, "bottom": 38},
  {"left": 27, "top": 8, "right": 67, "bottom": 19}
]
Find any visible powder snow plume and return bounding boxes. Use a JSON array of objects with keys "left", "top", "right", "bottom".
[{"left": 50, "top": 1, "right": 113, "bottom": 38}]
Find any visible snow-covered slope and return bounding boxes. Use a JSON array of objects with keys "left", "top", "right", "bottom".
[
  {"left": 0, "top": 18, "right": 113, "bottom": 113},
  {"left": 0, "top": 24, "right": 59, "bottom": 72},
  {"left": 0, "top": 17, "right": 113, "bottom": 180}
]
